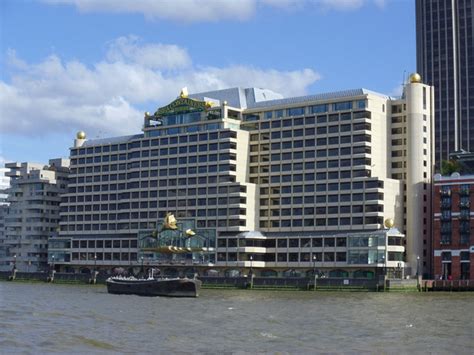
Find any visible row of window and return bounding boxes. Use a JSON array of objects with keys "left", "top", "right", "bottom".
[
  {"left": 71, "top": 252, "right": 138, "bottom": 261},
  {"left": 217, "top": 237, "right": 348, "bottom": 248},
  {"left": 260, "top": 204, "right": 383, "bottom": 216},
  {"left": 72, "top": 131, "right": 237, "bottom": 156},
  {"left": 70, "top": 153, "right": 236, "bottom": 174},
  {"left": 63, "top": 185, "right": 245, "bottom": 203},
  {"left": 70, "top": 164, "right": 237, "bottom": 185},
  {"left": 61, "top": 197, "right": 247, "bottom": 213},
  {"left": 72, "top": 239, "right": 138, "bottom": 249},
  {"left": 251, "top": 134, "right": 371, "bottom": 151},
  {"left": 250, "top": 169, "right": 372, "bottom": 184},
  {"left": 217, "top": 252, "right": 348, "bottom": 263},
  {"left": 252, "top": 145, "right": 371, "bottom": 162},
  {"left": 251, "top": 159, "right": 372, "bottom": 174},
  {"left": 250, "top": 123, "right": 371, "bottom": 141},
  {"left": 244, "top": 103, "right": 367, "bottom": 122},
  {"left": 62, "top": 219, "right": 246, "bottom": 232},
  {"left": 260, "top": 180, "right": 383, "bottom": 194},
  {"left": 146, "top": 122, "right": 223, "bottom": 137},
  {"left": 259, "top": 216, "right": 384, "bottom": 228},
  {"left": 71, "top": 142, "right": 237, "bottom": 165},
  {"left": 260, "top": 193, "right": 384, "bottom": 205},
  {"left": 64, "top": 207, "right": 246, "bottom": 222},
  {"left": 66, "top": 174, "right": 237, "bottom": 193}
]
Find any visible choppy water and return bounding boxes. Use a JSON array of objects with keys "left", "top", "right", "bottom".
[{"left": 0, "top": 282, "right": 473, "bottom": 354}]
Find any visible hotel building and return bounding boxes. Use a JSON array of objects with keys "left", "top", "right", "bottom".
[
  {"left": 53, "top": 75, "right": 433, "bottom": 278},
  {"left": 2, "top": 159, "right": 69, "bottom": 272}
]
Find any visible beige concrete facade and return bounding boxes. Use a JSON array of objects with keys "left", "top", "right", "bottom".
[{"left": 55, "top": 78, "right": 432, "bottom": 277}]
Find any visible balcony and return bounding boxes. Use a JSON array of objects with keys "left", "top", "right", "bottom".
[
  {"left": 440, "top": 202, "right": 452, "bottom": 209},
  {"left": 440, "top": 189, "right": 451, "bottom": 196}
]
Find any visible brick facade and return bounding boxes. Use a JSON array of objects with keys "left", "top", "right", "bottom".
[{"left": 433, "top": 175, "right": 474, "bottom": 280}]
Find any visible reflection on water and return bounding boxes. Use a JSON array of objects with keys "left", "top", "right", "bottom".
[{"left": 1, "top": 282, "right": 473, "bottom": 354}]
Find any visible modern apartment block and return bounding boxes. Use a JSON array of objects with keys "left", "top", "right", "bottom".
[
  {"left": 54, "top": 75, "right": 433, "bottom": 278},
  {"left": 416, "top": 0, "right": 474, "bottom": 163},
  {"left": 0, "top": 168, "right": 10, "bottom": 270},
  {"left": 433, "top": 173, "right": 473, "bottom": 280},
  {"left": 3, "top": 159, "right": 69, "bottom": 272}
]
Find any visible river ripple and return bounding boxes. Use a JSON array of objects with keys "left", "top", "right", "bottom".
[{"left": 0, "top": 282, "right": 473, "bottom": 354}]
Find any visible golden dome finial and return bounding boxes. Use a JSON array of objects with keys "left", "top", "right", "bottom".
[
  {"left": 180, "top": 87, "right": 189, "bottom": 98},
  {"left": 76, "top": 131, "right": 86, "bottom": 140},
  {"left": 409, "top": 73, "right": 422, "bottom": 83},
  {"left": 185, "top": 229, "right": 196, "bottom": 237},
  {"left": 384, "top": 218, "right": 394, "bottom": 229},
  {"left": 163, "top": 212, "right": 178, "bottom": 230}
]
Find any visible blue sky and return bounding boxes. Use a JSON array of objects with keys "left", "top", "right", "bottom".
[{"left": 0, "top": 0, "right": 415, "bottom": 164}]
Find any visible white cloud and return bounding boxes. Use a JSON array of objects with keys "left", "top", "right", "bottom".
[
  {"left": 106, "top": 36, "right": 191, "bottom": 70},
  {"left": 1, "top": 38, "right": 320, "bottom": 138},
  {"left": 42, "top": 0, "right": 388, "bottom": 22},
  {"left": 43, "top": 0, "right": 256, "bottom": 22}
]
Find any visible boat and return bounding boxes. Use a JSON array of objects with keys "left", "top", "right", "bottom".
[{"left": 106, "top": 275, "right": 202, "bottom": 297}]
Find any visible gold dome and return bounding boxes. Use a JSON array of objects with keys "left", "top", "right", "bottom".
[
  {"left": 409, "top": 73, "right": 422, "bottom": 83},
  {"left": 76, "top": 131, "right": 86, "bottom": 139},
  {"left": 384, "top": 218, "right": 394, "bottom": 229}
]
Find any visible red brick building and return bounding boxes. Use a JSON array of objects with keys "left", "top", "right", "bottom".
[{"left": 433, "top": 173, "right": 474, "bottom": 280}]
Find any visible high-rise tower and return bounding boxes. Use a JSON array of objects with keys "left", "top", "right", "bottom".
[{"left": 416, "top": 0, "right": 474, "bottom": 164}]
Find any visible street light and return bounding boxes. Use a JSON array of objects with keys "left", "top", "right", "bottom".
[
  {"left": 13, "top": 254, "right": 17, "bottom": 270},
  {"left": 141, "top": 256, "right": 144, "bottom": 275},
  {"left": 94, "top": 254, "right": 97, "bottom": 272},
  {"left": 249, "top": 255, "right": 253, "bottom": 276},
  {"left": 416, "top": 256, "right": 420, "bottom": 277},
  {"left": 313, "top": 254, "right": 317, "bottom": 290},
  {"left": 52, "top": 255, "right": 55, "bottom": 272},
  {"left": 381, "top": 254, "right": 386, "bottom": 276}
]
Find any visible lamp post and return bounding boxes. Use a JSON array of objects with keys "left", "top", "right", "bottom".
[
  {"left": 416, "top": 256, "right": 420, "bottom": 277},
  {"left": 52, "top": 255, "right": 55, "bottom": 272},
  {"left": 249, "top": 255, "right": 253, "bottom": 276},
  {"left": 94, "top": 254, "right": 97, "bottom": 273},
  {"left": 13, "top": 254, "right": 17, "bottom": 270},
  {"left": 313, "top": 254, "right": 317, "bottom": 290},
  {"left": 141, "top": 256, "right": 144, "bottom": 276},
  {"left": 381, "top": 254, "right": 386, "bottom": 276}
]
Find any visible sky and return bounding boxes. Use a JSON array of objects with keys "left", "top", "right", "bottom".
[{"left": 0, "top": 0, "right": 416, "bottom": 165}]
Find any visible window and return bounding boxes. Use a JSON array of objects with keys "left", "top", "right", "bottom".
[
  {"left": 288, "top": 107, "right": 305, "bottom": 116},
  {"left": 311, "top": 104, "right": 328, "bottom": 114},
  {"left": 333, "top": 101, "right": 352, "bottom": 111}
]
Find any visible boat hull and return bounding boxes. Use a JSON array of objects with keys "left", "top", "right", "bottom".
[{"left": 106, "top": 277, "right": 202, "bottom": 297}]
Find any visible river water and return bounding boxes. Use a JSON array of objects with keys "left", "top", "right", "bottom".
[{"left": 0, "top": 282, "right": 472, "bottom": 354}]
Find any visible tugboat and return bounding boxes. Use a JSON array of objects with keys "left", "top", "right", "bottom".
[
  {"left": 106, "top": 213, "right": 213, "bottom": 298},
  {"left": 106, "top": 273, "right": 202, "bottom": 298}
]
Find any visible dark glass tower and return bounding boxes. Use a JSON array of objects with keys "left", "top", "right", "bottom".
[{"left": 416, "top": 0, "right": 474, "bottom": 165}]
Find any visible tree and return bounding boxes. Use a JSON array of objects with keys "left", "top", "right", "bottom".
[{"left": 440, "top": 159, "right": 461, "bottom": 176}]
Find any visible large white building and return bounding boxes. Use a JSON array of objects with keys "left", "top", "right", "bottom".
[
  {"left": 53, "top": 74, "right": 433, "bottom": 278},
  {"left": 2, "top": 159, "right": 69, "bottom": 272},
  {"left": 0, "top": 167, "right": 11, "bottom": 270}
]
